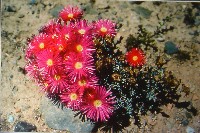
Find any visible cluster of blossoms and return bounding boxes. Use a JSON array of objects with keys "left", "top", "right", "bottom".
[{"left": 25, "top": 5, "right": 145, "bottom": 122}]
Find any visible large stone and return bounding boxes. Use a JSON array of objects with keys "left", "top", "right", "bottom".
[
  {"left": 40, "top": 96, "right": 94, "bottom": 133},
  {"left": 133, "top": 6, "right": 152, "bottom": 19}
]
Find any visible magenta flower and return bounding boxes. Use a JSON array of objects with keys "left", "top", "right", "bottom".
[
  {"left": 81, "top": 86, "right": 116, "bottom": 121},
  {"left": 60, "top": 88, "right": 82, "bottom": 110},
  {"left": 28, "top": 33, "right": 52, "bottom": 54},
  {"left": 59, "top": 5, "right": 83, "bottom": 22},
  {"left": 45, "top": 70, "right": 69, "bottom": 93},
  {"left": 64, "top": 54, "right": 95, "bottom": 82},
  {"left": 73, "top": 20, "right": 93, "bottom": 36},
  {"left": 94, "top": 19, "right": 116, "bottom": 37},
  {"left": 71, "top": 36, "right": 95, "bottom": 56},
  {"left": 36, "top": 49, "right": 63, "bottom": 75},
  {"left": 39, "top": 19, "right": 62, "bottom": 37}
]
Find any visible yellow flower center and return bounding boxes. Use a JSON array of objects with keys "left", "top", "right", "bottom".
[
  {"left": 65, "top": 34, "right": 69, "bottom": 40},
  {"left": 68, "top": 13, "right": 74, "bottom": 18},
  {"left": 78, "top": 29, "right": 86, "bottom": 35},
  {"left": 100, "top": 27, "right": 107, "bottom": 33},
  {"left": 54, "top": 75, "right": 60, "bottom": 81},
  {"left": 132, "top": 56, "right": 138, "bottom": 61},
  {"left": 78, "top": 79, "right": 87, "bottom": 87},
  {"left": 52, "top": 34, "right": 58, "bottom": 39},
  {"left": 58, "top": 44, "right": 64, "bottom": 51},
  {"left": 76, "top": 44, "right": 83, "bottom": 52},
  {"left": 39, "top": 43, "right": 44, "bottom": 49},
  {"left": 93, "top": 100, "right": 102, "bottom": 108},
  {"left": 70, "top": 93, "right": 78, "bottom": 100},
  {"left": 44, "top": 83, "right": 48, "bottom": 87},
  {"left": 75, "top": 62, "right": 83, "bottom": 69},
  {"left": 46, "top": 59, "right": 53, "bottom": 66}
]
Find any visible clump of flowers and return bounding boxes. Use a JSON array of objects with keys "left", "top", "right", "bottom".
[
  {"left": 25, "top": 5, "right": 116, "bottom": 122},
  {"left": 25, "top": 5, "right": 186, "bottom": 131}
]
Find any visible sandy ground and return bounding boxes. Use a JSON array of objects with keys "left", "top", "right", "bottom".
[{"left": 1, "top": 0, "right": 200, "bottom": 132}]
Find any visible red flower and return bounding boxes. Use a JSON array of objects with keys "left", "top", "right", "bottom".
[
  {"left": 64, "top": 54, "right": 95, "bottom": 82},
  {"left": 81, "top": 86, "right": 116, "bottom": 121},
  {"left": 36, "top": 49, "right": 63, "bottom": 75},
  {"left": 60, "top": 88, "right": 82, "bottom": 110},
  {"left": 59, "top": 5, "right": 83, "bottom": 22},
  {"left": 125, "top": 48, "right": 145, "bottom": 67},
  {"left": 94, "top": 19, "right": 116, "bottom": 37},
  {"left": 25, "top": 62, "right": 40, "bottom": 80}
]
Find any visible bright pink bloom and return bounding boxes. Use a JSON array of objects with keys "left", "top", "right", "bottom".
[
  {"left": 25, "top": 62, "right": 40, "bottom": 80},
  {"left": 94, "top": 19, "right": 116, "bottom": 37},
  {"left": 60, "top": 88, "right": 82, "bottom": 110},
  {"left": 72, "top": 75, "right": 99, "bottom": 94},
  {"left": 125, "top": 48, "right": 145, "bottom": 67},
  {"left": 73, "top": 20, "right": 93, "bottom": 36},
  {"left": 64, "top": 54, "right": 95, "bottom": 82},
  {"left": 59, "top": 5, "right": 83, "bottom": 22},
  {"left": 70, "top": 36, "right": 95, "bottom": 56},
  {"left": 36, "top": 49, "right": 63, "bottom": 75},
  {"left": 60, "top": 24, "right": 75, "bottom": 42},
  {"left": 81, "top": 86, "right": 116, "bottom": 121},
  {"left": 45, "top": 70, "right": 69, "bottom": 93},
  {"left": 39, "top": 19, "right": 62, "bottom": 37},
  {"left": 28, "top": 33, "right": 52, "bottom": 54}
]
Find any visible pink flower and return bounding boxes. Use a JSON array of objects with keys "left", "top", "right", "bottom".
[
  {"left": 73, "top": 20, "right": 93, "bottom": 36},
  {"left": 64, "top": 54, "right": 95, "bottom": 82},
  {"left": 39, "top": 19, "right": 62, "bottom": 37},
  {"left": 36, "top": 49, "right": 63, "bottom": 75},
  {"left": 45, "top": 70, "right": 70, "bottom": 93},
  {"left": 59, "top": 5, "right": 83, "bottom": 22},
  {"left": 94, "top": 19, "right": 116, "bottom": 37},
  {"left": 60, "top": 24, "right": 75, "bottom": 42},
  {"left": 25, "top": 61, "right": 40, "bottom": 80},
  {"left": 72, "top": 75, "right": 99, "bottom": 94},
  {"left": 70, "top": 36, "right": 95, "bottom": 56},
  {"left": 28, "top": 33, "right": 52, "bottom": 54},
  {"left": 60, "top": 88, "right": 82, "bottom": 110},
  {"left": 81, "top": 86, "right": 116, "bottom": 121}
]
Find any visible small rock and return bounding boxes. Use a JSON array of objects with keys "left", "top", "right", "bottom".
[
  {"left": 94, "top": 1, "right": 109, "bottom": 9},
  {"left": 40, "top": 96, "right": 94, "bottom": 133},
  {"left": 157, "top": 37, "right": 165, "bottom": 42},
  {"left": 28, "top": 0, "right": 38, "bottom": 5},
  {"left": 49, "top": 5, "right": 64, "bottom": 18},
  {"left": 8, "top": 115, "right": 14, "bottom": 123},
  {"left": 164, "top": 41, "right": 179, "bottom": 55},
  {"left": 192, "top": 94, "right": 199, "bottom": 101},
  {"left": 14, "top": 121, "right": 37, "bottom": 132},
  {"left": 186, "top": 126, "right": 195, "bottom": 133},
  {"left": 5, "top": 6, "right": 17, "bottom": 12},
  {"left": 181, "top": 119, "right": 189, "bottom": 126},
  {"left": 18, "top": 14, "right": 24, "bottom": 18},
  {"left": 133, "top": 6, "right": 152, "bottom": 19},
  {"left": 15, "top": 108, "right": 21, "bottom": 113},
  {"left": 167, "top": 103, "right": 173, "bottom": 110}
]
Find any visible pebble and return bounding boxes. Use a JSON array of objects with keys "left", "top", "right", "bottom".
[
  {"left": 181, "top": 119, "right": 189, "bottom": 126},
  {"left": 40, "top": 96, "right": 94, "bottom": 133},
  {"left": 14, "top": 121, "right": 37, "bottom": 132},
  {"left": 94, "top": 1, "right": 109, "bottom": 9},
  {"left": 157, "top": 37, "right": 165, "bottom": 42},
  {"left": 18, "top": 14, "right": 24, "bottom": 18},
  {"left": 49, "top": 5, "right": 64, "bottom": 18},
  {"left": 192, "top": 94, "right": 199, "bottom": 101},
  {"left": 8, "top": 115, "right": 14, "bottom": 123},
  {"left": 5, "top": 6, "right": 17, "bottom": 12},
  {"left": 15, "top": 108, "right": 21, "bottom": 113},
  {"left": 164, "top": 41, "right": 179, "bottom": 55},
  {"left": 133, "top": 6, "right": 152, "bottom": 19},
  {"left": 186, "top": 126, "right": 195, "bottom": 133}
]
